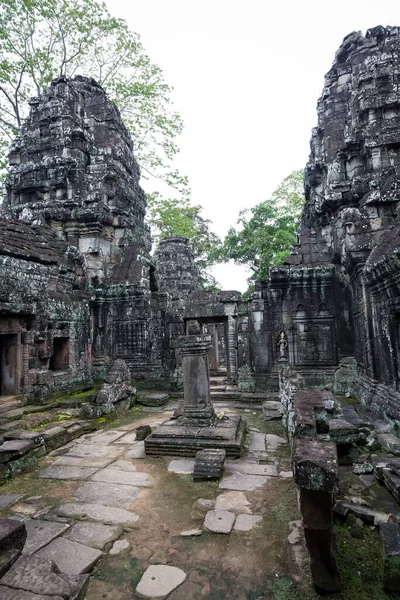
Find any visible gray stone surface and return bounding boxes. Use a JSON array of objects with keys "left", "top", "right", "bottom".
[
  {"left": 35, "top": 537, "right": 102, "bottom": 574},
  {"left": 74, "top": 481, "right": 141, "bottom": 508},
  {"left": 215, "top": 491, "right": 251, "bottom": 515},
  {"left": 88, "top": 430, "right": 126, "bottom": 444},
  {"left": 0, "top": 495, "right": 23, "bottom": 510},
  {"left": 22, "top": 520, "right": 70, "bottom": 555},
  {"left": 57, "top": 503, "right": 139, "bottom": 526},
  {"left": 219, "top": 473, "right": 271, "bottom": 492},
  {"left": 37, "top": 466, "right": 98, "bottom": 480},
  {"left": 234, "top": 514, "right": 262, "bottom": 532},
  {"left": 65, "top": 522, "right": 122, "bottom": 550},
  {"left": 225, "top": 461, "right": 278, "bottom": 476},
  {"left": 265, "top": 434, "right": 286, "bottom": 451},
  {"left": 90, "top": 466, "right": 153, "bottom": 488},
  {"left": 168, "top": 459, "right": 195, "bottom": 474},
  {"left": 65, "top": 444, "right": 124, "bottom": 460},
  {"left": 114, "top": 432, "right": 138, "bottom": 445},
  {"left": 1, "top": 555, "right": 70, "bottom": 597},
  {"left": 51, "top": 455, "right": 112, "bottom": 469},
  {"left": 136, "top": 564, "right": 186, "bottom": 598},
  {"left": 0, "top": 586, "right": 64, "bottom": 600},
  {"left": 204, "top": 510, "right": 235, "bottom": 534},
  {"left": 109, "top": 539, "right": 130, "bottom": 555},
  {"left": 126, "top": 442, "right": 146, "bottom": 459},
  {"left": 249, "top": 433, "right": 266, "bottom": 452}
]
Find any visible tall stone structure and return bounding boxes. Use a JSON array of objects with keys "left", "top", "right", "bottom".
[{"left": 248, "top": 26, "right": 400, "bottom": 420}]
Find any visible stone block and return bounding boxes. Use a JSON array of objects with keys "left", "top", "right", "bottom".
[
  {"left": 57, "top": 503, "right": 139, "bottom": 526},
  {"left": 139, "top": 393, "right": 169, "bottom": 407},
  {"left": 204, "top": 510, "right": 235, "bottom": 534},
  {"left": 1, "top": 555, "right": 70, "bottom": 598},
  {"left": 0, "top": 519, "right": 27, "bottom": 553},
  {"left": 22, "top": 520, "right": 70, "bottom": 555},
  {"left": 293, "top": 437, "right": 338, "bottom": 492},
  {"left": 193, "top": 449, "right": 226, "bottom": 481},
  {"left": 34, "top": 537, "right": 102, "bottom": 575},
  {"left": 0, "top": 440, "right": 33, "bottom": 463},
  {"left": 74, "top": 481, "right": 141, "bottom": 508},
  {"left": 65, "top": 522, "right": 122, "bottom": 550},
  {"left": 136, "top": 565, "right": 186, "bottom": 598}
]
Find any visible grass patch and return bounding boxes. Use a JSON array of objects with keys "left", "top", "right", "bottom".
[
  {"left": 335, "top": 524, "right": 392, "bottom": 600},
  {"left": 271, "top": 483, "right": 299, "bottom": 526}
]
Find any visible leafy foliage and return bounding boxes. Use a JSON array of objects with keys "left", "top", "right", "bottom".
[
  {"left": 147, "top": 193, "right": 222, "bottom": 291},
  {"left": 0, "top": 0, "right": 188, "bottom": 195},
  {"left": 213, "top": 170, "right": 305, "bottom": 282}
]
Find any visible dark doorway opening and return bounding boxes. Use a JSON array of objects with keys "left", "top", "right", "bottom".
[
  {"left": 50, "top": 337, "right": 70, "bottom": 371},
  {"left": 0, "top": 333, "right": 20, "bottom": 395}
]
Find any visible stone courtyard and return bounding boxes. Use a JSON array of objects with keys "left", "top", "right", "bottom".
[{"left": 0, "top": 401, "right": 306, "bottom": 600}]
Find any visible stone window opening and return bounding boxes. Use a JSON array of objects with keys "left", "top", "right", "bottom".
[{"left": 50, "top": 337, "right": 70, "bottom": 371}]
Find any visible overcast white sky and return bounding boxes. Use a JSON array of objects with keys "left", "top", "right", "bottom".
[{"left": 105, "top": 0, "right": 400, "bottom": 291}]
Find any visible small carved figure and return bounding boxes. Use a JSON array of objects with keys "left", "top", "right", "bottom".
[{"left": 277, "top": 331, "right": 288, "bottom": 361}]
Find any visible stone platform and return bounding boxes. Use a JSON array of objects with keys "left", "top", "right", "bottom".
[{"left": 144, "top": 414, "right": 246, "bottom": 457}]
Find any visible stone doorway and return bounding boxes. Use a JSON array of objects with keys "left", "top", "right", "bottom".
[{"left": 0, "top": 333, "right": 21, "bottom": 396}]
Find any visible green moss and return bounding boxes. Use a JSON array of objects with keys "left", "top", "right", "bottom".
[{"left": 335, "top": 524, "right": 392, "bottom": 599}]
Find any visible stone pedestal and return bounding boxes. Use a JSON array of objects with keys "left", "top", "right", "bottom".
[{"left": 145, "top": 334, "right": 246, "bottom": 457}]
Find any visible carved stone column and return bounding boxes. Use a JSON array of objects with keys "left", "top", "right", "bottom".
[{"left": 227, "top": 315, "right": 237, "bottom": 384}]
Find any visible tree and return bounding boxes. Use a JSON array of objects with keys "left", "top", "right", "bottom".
[
  {"left": 0, "top": 0, "right": 188, "bottom": 196},
  {"left": 213, "top": 170, "right": 305, "bottom": 282},
  {"left": 147, "top": 193, "right": 222, "bottom": 291}
]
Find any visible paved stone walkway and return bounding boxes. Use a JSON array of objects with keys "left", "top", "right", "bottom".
[{"left": 0, "top": 406, "right": 309, "bottom": 599}]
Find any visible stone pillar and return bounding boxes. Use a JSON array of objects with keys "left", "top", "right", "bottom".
[
  {"left": 208, "top": 324, "right": 219, "bottom": 371},
  {"left": 179, "top": 334, "right": 215, "bottom": 426},
  {"left": 293, "top": 436, "right": 341, "bottom": 594},
  {"left": 227, "top": 315, "right": 237, "bottom": 384}
]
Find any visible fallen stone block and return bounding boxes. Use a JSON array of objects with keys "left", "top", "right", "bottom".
[
  {"left": 136, "top": 564, "right": 186, "bottom": 598},
  {"left": 34, "top": 537, "right": 102, "bottom": 575},
  {"left": 377, "top": 434, "right": 400, "bottom": 456},
  {"left": 204, "top": 510, "right": 235, "bottom": 534},
  {"left": 0, "top": 555, "right": 70, "bottom": 598},
  {"left": 193, "top": 449, "right": 226, "bottom": 481}
]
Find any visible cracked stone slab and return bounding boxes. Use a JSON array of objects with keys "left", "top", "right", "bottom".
[
  {"left": 65, "top": 522, "right": 122, "bottom": 550},
  {"left": 125, "top": 441, "right": 146, "bottom": 459},
  {"left": 1, "top": 555, "right": 70, "bottom": 597},
  {"left": 215, "top": 491, "right": 252, "bottom": 514},
  {"left": 37, "top": 466, "right": 99, "bottom": 480},
  {"left": 74, "top": 481, "right": 141, "bottom": 508},
  {"left": 225, "top": 461, "right": 278, "bottom": 476},
  {"left": 64, "top": 444, "right": 124, "bottom": 460},
  {"left": 51, "top": 455, "right": 113, "bottom": 469},
  {"left": 136, "top": 564, "right": 186, "bottom": 598},
  {"left": 114, "top": 432, "right": 138, "bottom": 445},
  {"left": 0, "top": 494, "right": 23, "bottom": 510},
  {"left": 204, "top": 510, "right": 235, "bottom": 534},
  {"left": 0, "top": 586, "right": 64, "bottom": 599},
  {"left": 234, "top": 514, "right": 262, "bottom": 532},
  {"left": 249, "top": 433, "right": 266, "bottom": 452},
  {"left": 86, "top": 430, "right": 126, "bottom": 444},
  {"left": 219, "top": 473, "right": 271, "bottom": 491},
  {"left": 57, "top": 503, "right": 139, "bottom": 526},
  {"left": 35, "top": 537, "right": 102, "bottom": 574},
  {"left": 168, "top": 459, "right": 195, "bottom": 474},
  {"left": 22, "top": 520, "right": 70, "bottom": 556},
  {"left": 90, "top": 467, "right": 153, "bottom": 488}
]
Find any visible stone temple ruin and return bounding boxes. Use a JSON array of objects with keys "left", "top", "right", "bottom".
[{"left": 3, "top": 24, "right": 400, "bottom": 598}]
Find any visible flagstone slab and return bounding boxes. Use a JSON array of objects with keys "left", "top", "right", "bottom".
[
  {"left": 37, "top": 466, "right": 99, "bottom": 480},
  {"left": 219, "top": 473, "right": 271, "bottom": 492},
  {"left": 249, "top": 433, "right": 266, "bottom": 452},
  {"left": 114, "top": 432, "right": 138, "bottom": 445},
  {"left": 108, "top": 459, "right": 137, "bottom": 472},
  {"left": 204, "top": 510, "right": 235, "bottom": 534},
  {"left": 1, "top": 555, "right": 70, "bottom": 597},
  {"left": 74, "top": 481, "right": 141, "bottom": 508},
  {"left": 65, "top": 522, "right": 122, "bottom": 550},
  {"left": 35, "top": 537, "right": 102, "bottom": 574},
  {"left": 136, "top": 564, "right": 186, "bottom": 598},
  {"left": 265, "top": 434, "right": 286, "bottom": 451},
  {"left": 225, "top": 461, "right": 278, "bottom": 477},
  {"left": 64, "top": 444, "right": 124, "bottom": 460},
  {"left": 109, "top": 539, "right": 130, "bottom": 555},
  {"left": 57, "top": 503, "right": 139, "bottom": 526},
  {"left": 86, "top": 430, "right": 126, "bottom": 444},
  {"left": 215, "top": 491, "right": 252, "bottom": 514},
  {"left": 90, "top": 467, "right": 153, "bottom": 488},
  {"left": 234, "top": 514, "right": 262, "bottom": 532},
  {"left": 168, "top": 459, "right": 195, "bottom": 474},
  {"left": 22, "top": 520, "right": 70, "bottom": 555},
  {"left": 0, "top": 494, "right": 23, "bottom": 510},
  {"left": 52, "top": 455, "right": 113, "bottom": 469}
]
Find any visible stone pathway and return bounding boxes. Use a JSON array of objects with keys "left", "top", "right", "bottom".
[{"left": 0, "top": 407, "right": 310, "bottom": 599}]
